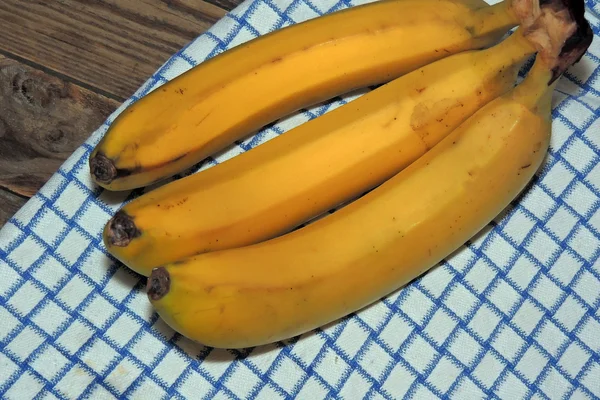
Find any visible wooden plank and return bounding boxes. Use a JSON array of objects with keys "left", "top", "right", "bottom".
[
  {"left": 0, "top": 55, "right": 119, "bottom": 227},
  {"left": 0, "top": 0, "right": 245, "bottom": 227},
  {"left": 154, "top": 0, "right": 241, "bottom": 20},
  {"left": 0, "top": 189, "right": 27, "bottom": 227},
  {"left": 204, "top": 0, "right": 244, "bottom": 10},
  {"left": 0, "top": 0, "right": 242, "bottom": 100}
]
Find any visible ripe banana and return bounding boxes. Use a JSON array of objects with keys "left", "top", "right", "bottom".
[
  {"left": 146, "top": 1, "right": 592, "bottom": 349},
  {"left": 89, "top": 0, "right": 521, "bottom": 191},
  {"left": 105, "top": 23, "right": 540, "bottom": 277}
]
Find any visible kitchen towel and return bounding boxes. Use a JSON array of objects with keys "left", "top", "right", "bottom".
[{"left": 1, "top": 0, "right": 599, "bottom": 399}]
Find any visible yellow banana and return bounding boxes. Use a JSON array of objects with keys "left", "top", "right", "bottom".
[
  {"left": 89, "top": 0, "right": 521, "bottom": 191},
  {"left": 105, "top": 24, "right": 539, "bottom": 277},
  {"left": 146, "top": 2, "right": 592, "bottom": 349}
]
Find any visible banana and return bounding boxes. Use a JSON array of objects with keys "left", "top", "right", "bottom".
[
  {"left": 89, "top": 0, "right": 521, "bottom": 191},
  {"left": 145, "top": 1, "right": 592, "bottom": 349},
  {"left": 105, "top": 21, "right": 540, "bottom": 277}
]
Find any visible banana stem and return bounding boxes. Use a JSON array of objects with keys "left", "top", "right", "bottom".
[
  {"left": 469, "top": 0, "right": 519, "bottom": 40},
  {"left": 510, "top": 56, "right": 553, "bottom": 110},
  {"left": 481, "top": 26, "right": 536, "bottom": 60},
  {"left": 505, "top": 0, "right": 593, "bottom": 109}
]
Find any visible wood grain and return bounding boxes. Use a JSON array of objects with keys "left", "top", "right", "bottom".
[
  {"left": 0, "top": 55, "right": 119, "bottom": 225},
  {"left": 203, "top": 0, "right": 244, "bottom": 10},
  {"left": 0, "top": 0, "right": 241, "bottom": 100},
  {"left": 0, "top": 0, "right": 243, "bottom": 227},
  {"left": 0, "top": 189, "right": 27, "bottom": 227}
]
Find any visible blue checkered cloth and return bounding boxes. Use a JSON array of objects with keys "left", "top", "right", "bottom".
[{"left": 1, "top": 0, "right": 600, "bottom": 398}]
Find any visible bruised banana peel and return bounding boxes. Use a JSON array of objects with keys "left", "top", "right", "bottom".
[
  {"left": 105, "top": 24, "right": 539, "bottom": 276},
  {"left": 145, "top": 0, "right": 593, "bottom": 349},
  {"left": 89, "top": 0, "right": 521, "bottom": 190}
]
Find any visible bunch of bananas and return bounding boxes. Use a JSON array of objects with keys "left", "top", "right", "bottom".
[{"left": 90, "top": 0, "right": 592, "bottom": 349}]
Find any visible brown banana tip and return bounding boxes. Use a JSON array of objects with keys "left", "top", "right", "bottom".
[
  {"left": 106, "top": 210, "right": 139, "bottom": 247},
  {"left": 548, "top": 0, "right": 593, "bottom": 83},
  {"left": 90, "top": 153, "right": 117, "bottom": 184},
  {"left": 147, "top": 267, "right": 170, "bottom": 301}
]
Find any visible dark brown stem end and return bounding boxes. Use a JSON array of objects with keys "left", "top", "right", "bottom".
[
  {"left": 547, "top": 0, "right": 593, "bottom": 83},
  {"left": 90, "top": 153, "right": 117, "bottom": 184},
  {"left": 148, "top": 267, "right": 170, "bottom": 301},
  {"left": 515, "top": 0, "right": 593, "bottom": 84},
  {"left": 106, "top": 210, "right": 139, "bottom": 247}
]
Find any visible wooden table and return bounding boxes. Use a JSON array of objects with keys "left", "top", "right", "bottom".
[{"left": 0, "top": 0, "right": 244, "bottom": 227}]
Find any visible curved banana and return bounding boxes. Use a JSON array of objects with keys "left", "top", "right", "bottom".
[
  {"left": 146, "top": 1, "right": 592, "bottom": 349},
  {"left": 105, "top": 24, "right": 539, "bottom": 277},
  {"left": 89, "top": 0, "right": 521, "bottom": 191}
]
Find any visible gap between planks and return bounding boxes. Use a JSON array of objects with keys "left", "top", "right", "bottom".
[
  {"left": 0, "top": 0, "right": 241, "bottom": 100},
  {"left": 0, "top": 0, "right": 243, "bottom": 227}
]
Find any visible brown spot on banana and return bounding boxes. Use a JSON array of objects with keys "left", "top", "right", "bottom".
[
  {"left": 382, "top": 116, "right": 399, "bottom": 129},
  {"left": 410, "top": 99, "right": 462, "bottom": 148},
  {"left": 195, "top": 111, "right": 213, "bottom": 127},
  {"left": 125, "top": 142, "right": 139, "bottom": 152},
  {"left": 411, "top": 99, "right": 461, "bottom": 130}
]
